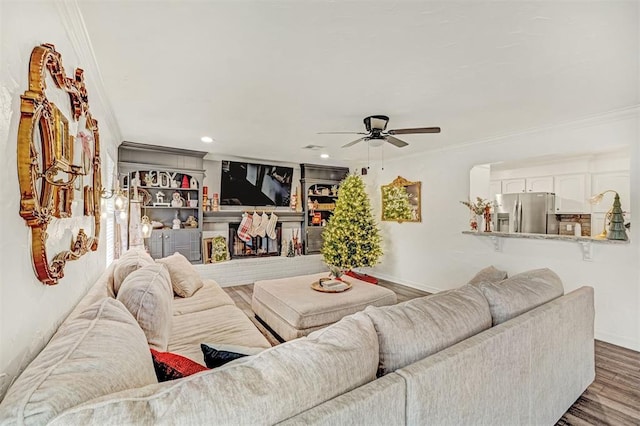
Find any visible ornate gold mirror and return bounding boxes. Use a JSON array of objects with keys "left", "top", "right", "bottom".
[
  {"left": 381, "top": 176, "right": 421, "bottom": 223},
  {"left": 17, "top": 43, "right": 101, "bottom": 284}
]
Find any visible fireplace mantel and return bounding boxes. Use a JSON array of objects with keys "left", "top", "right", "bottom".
[{"left": 203, "top": 211, "right": 304, "bottom": 224}]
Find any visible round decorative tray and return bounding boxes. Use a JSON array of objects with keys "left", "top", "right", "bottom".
[{"left": 311, "top": 278, "right": 352, "bottom": 293}]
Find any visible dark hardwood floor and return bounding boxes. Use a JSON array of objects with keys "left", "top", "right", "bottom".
[{"left": 223, "top": 279, "right": 640, "bottom": 425}]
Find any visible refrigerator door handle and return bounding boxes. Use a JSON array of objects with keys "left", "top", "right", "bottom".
[
  {"left": 518, "top": 200, "right": 524, "bottom": 233},
  {"left": 513, "top": 199, "right": 519, "bottom": 232}
]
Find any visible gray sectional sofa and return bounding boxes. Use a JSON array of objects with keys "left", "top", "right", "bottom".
[{"left": 0, "top": 255, "right": 594, "bottom": 425}]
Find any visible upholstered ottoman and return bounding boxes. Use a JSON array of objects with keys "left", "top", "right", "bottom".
[{"left": 252, "top": 272, "right": 397, "bottom": 341}]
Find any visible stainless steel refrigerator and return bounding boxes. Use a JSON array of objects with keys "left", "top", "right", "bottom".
[{"left": 494, "top": 192, "right": 559, "bottom": 234}]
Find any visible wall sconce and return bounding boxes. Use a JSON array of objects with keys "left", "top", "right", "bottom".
[
  {"left": 588, "top": 189, "right": 628, "bottom": 241},
  {"left": 101, "top": 180, "right": 127, "bottom": 212},
  {"left": 140, "top": 215, "right": 153, "bottom": 238}
]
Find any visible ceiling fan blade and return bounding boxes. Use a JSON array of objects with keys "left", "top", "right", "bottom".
[
  {"left": 317, "top": 131, "right": 368, "bottom": 135},
  {"left": 386, "top": 135, "right": 409, "bottom": 148},
  {"left": 387, "top": 127, "right": 441, "bottom": 135},
  {"left": 342, "top": 137, "right": 367, "bottom": 148}
]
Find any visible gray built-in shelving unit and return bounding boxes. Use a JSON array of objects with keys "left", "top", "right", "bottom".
[
  {"left": 118, "top": 142, "right": 207, "bottom": 263},
  {"left": 301, "top": 164, "right": 350, "bottom": 254}
]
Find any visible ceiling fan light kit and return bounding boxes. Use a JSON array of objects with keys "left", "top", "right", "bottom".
[{"left": 319, "top": 115, "right": 441, "bottom": 149}]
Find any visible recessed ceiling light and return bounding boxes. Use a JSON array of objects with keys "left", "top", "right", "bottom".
[
  {"left": 201, "top": 136, "right": 213, "bottom": 143},
  {"left": 320, "top": 153, "right": 330, "bottom": 159}
]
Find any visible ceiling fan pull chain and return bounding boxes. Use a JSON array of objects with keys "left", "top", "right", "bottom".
[{"left": 381, "top": 144, "right": 384, "bottom": 171}]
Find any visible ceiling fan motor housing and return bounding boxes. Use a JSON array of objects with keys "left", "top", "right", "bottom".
[{"left": 364, "top": 115, "right": 389, "bottom": 132}]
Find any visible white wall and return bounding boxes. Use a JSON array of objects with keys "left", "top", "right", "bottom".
[
  {"left": 361, "top": 109, "right": 639, "bottom": 351},
  {"left": 0, "top": 2, "right": 120, "bottom": 398}
]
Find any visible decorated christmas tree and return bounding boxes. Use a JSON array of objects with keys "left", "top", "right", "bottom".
[
  {"left": 321, "top": 174, "right": 382, "bottom": 272},
  {"left": 607, "top": 193, "right": 628, "bottom": 241},
  {"left": 381, "top": 185, "right": 412, "bottom": 220}
]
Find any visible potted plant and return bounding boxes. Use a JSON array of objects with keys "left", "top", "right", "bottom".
[{"left": 460, "top": 197, "right": 493, "bottom": 231}]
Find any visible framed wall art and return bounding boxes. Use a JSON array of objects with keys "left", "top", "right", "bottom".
[{"left": 381, "top": 176, "right": 421, "bottom": 223}]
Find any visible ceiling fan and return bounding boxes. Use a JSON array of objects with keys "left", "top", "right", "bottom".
[{"left": 318, "top": 115, "right": 440, "bottom": 148}]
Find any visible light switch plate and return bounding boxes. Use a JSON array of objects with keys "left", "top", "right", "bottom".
[{"left": 566, "top": 224, "right": 572, "bottom": 231}]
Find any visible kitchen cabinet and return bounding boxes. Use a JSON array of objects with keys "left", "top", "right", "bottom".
[
  {"left": 501, "top": 178, "right": 525, "bottom": 194},
  {"left": 525, "top": 176, "right": 554, "bottom": 193},
  {"left": 500, "top": 176, "right": 553, "bottom": 194},
  {"left": 554, "top": 174, "right": 587, "bottom": 213},
  {"left": 148, "top": 229, "right": 201, "bottom": 261},
  {"left": 591, "top": 171, "right": 631, "bottom": 213},
  {"left": 490, "top": 180, "right": 502, "bottom": 201}
]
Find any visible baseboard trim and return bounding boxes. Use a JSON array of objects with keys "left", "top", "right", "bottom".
[
  {"left": 595, "top": 331, "right": 639, "bottom": 352},
  {"left": 361, "top": 270, "right": 443, "bottom": 295}
]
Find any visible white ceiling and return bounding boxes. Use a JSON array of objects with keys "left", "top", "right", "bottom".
[{"left": 78, "top": 1, "right": 639, "bottom": 165}]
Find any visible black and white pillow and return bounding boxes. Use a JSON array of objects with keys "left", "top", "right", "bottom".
[{"left": 200, "top": 343, "right": 265, "bottom": 369}]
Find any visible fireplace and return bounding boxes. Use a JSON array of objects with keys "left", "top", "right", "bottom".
[{"left": 228, "top": 223, "right": 282, "bottom": 258}]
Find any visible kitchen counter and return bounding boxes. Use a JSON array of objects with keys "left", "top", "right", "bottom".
[
  {"left": 462, "top": 230, "right": 629, "bottom": 261},
  {"left": 462, "top": 231, "right": 629, "bottom": 244}
]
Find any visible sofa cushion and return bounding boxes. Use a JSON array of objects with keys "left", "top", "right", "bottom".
[
  {"left": 0, "top": 298, "right": 157, "bottom": 426},
  {"left": 200, "top": 343, "right": 265, "bottom": 368},
  {"left": 49, "top": 312, "right": 379, "bottom": 425},
  {"left": 364, "top": 284, "right": 492, "bottom": 376},
  {"left": 156, "top": 252, "right": 204, "bottom": 297},
  {"left": 150, "top": 349, "right": 208, "bottom": 382},
  {"left": 116, "top": 264, "right": 173, "bottom": 350},
  {"left": 112, "top": 248, "right": 155, "bottom": 295},
  {"left": 172, "top": 279, "right": 235, "bottom": 315},
  {"left": 478, "top": 268, "right": 564, "bottom": 325},
  {"left": 467, "top": 265, "right": 508, "bottom": 286},
  {"left": 168, "top": 304, "right": 271, "bottom": 365}
]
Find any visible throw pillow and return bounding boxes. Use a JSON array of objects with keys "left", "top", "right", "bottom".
[
  {"left": 117, "top": 264, "right": 173, "bottom": 350},
  {"left": 150, "top": 349, "right": 208, "bottom": 382},
  {"left": 467, "top": 265, "right": 508, "bottom": 286},
  {"left": 200, "top": 343, "right": 265, "bottom": 369},
  {"left": 0, "top": 298, "right": 157, "bottom": 425},
  {"left": 112, "top": 248, "right": 155, "bottom": 295},
  {"left": 156, "top": 252, "right": 204, "bottom": 297},
  {"left": 478, "top": 268, "right": 564, "bottom": 325}
]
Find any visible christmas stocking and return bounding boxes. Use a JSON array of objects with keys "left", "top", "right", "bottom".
[
  {"left": 237, "top": 213, "right": 253, "bottom": 243},
  {"left": 255, "top": 212, "right": 269, "bottom": 237},
  {"left": 249, "top": 212, "right": 261, "bottom": 237},
  {"left": 266, "top": 213, "right": 278, "bottom": 239}
]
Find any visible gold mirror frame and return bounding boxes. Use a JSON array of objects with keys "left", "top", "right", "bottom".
[
  {"left": 17, "top": 43, "right": 102, "bottom": 285},
  {"left": 381, "top": 176, "right": 422, "bottom": 223}
]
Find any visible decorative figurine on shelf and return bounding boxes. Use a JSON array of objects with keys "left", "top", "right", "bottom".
[
  {"left": 171, "top": 191, "right": 184, "bottom": 207},
  {"left": 331, "top": 185, "right": 338, "bottom": 196},
  {"left": 212, "top": 193, "right": 219, "bottom": 212},
  {"left": 203, "top": 195, "right": 211, "bottom": 212},
  {"left": 181, "top": 175, "right": 190, "bottom": 189},
  {"left": 144, "top": 173, "right": 154, "bottom": 187},
  {"left": 483, "top": 204, "right": 492, "bottom": 232},
  {"left": 185, "top": 215, "right": 198, "bottom": 228},
  {"left": 470, "top": 216, "right": 478, "bottom": 231},
  {"left": 290, "top": 187, "right": 298, "bottom": 211},
  {"left": 130, "top": 171, "right": 141, "bottom": 188},
  {"left": 190, "top": 177, "right": 198, "bottom": 189},
  {"left": 172, "top": 211, "right": 181, "bottom": 229},
  {"left": 154, "top": 191, "right": 169, "bottom": 206}
]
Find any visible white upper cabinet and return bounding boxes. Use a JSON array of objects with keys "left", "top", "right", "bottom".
[
  {"left": 501, "top": 178, "right": 526, "bottom": 193},
  {"left": 591, "top": 171, "right": 631, "bottom": 213},
  {"left": 554, "top": 174, "right": 588, "bottom": 213},
  {"left": 490, "top": 180, "right": 502, "bottom": 200},
  {"left": 525, "top": 176, "right": 554, "bottom": 193}
]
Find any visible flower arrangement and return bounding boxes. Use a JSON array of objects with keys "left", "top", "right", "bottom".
[{"left": 460, "top": 197, "right": 493, "bottom": 215}]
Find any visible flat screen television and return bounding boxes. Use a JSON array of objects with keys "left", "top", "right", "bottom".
[{"left": 220, "top": 160, "right": 293, "bottom": 206}]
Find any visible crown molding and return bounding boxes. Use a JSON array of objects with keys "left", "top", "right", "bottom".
[{"left": 55, "top": 0, "right": 122, "bottom": 157}]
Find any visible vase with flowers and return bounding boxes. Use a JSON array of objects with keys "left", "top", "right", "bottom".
[{"left": 460, "top": 197, "right": 493, "bottom": 232}]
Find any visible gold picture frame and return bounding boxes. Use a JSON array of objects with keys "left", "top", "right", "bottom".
[
  {"left": 17, "top": 43, "right": 102, "bottom": 284},
  {"left": 381, "top": 176, "right": 422, "bottom": 223}
]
